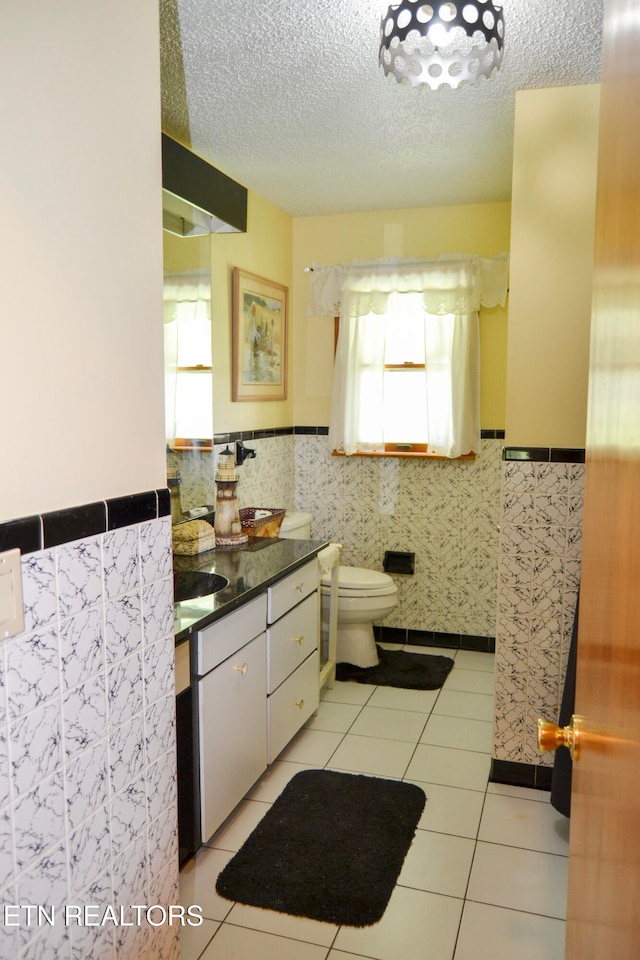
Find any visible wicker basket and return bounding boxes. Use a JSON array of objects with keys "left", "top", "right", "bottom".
[{"left": 239, "top": 507, "right": 286, "bottom": 539}]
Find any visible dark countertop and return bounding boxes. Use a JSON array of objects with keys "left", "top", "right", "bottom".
[{"left": 173, "top": 537, "right": 329, "bottom": 644}]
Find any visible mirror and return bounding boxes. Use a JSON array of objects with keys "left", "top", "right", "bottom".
[{"left": 163, "top": 228, "right": 215, "bottom": 522}]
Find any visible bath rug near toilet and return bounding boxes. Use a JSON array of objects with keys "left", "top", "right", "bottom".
[
  {"left": 336, "top": 644, "right": 454, "bottom": 689},
  {"left": 215, "top": 769, "right": 425, "bottom": 927}
]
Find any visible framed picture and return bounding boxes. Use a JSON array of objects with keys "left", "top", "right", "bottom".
[{"left": 232, "top": 267, "right": 288, "bottom": 401}]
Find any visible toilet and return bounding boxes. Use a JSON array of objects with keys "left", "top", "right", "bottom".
[{"left": 280, "top": 512, "right": 398, "bottom": 668}]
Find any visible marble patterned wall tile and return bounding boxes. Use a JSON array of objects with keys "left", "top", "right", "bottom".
[
  {"left": 140, "top": 518, "right": 172, "bottom": 585},
  {"left": 104, "top": 591, "right": 142, "bottom": 665},
  {"left": 142, "top": 579, "right": 174, "bottom": 647},
  {"left": 107, "top": 652, "right": 143, "bottom": 730},
  {"left": 15, "top": 843, "right": 69, "bottom": 953},
  {"left": 146, "top": 751, "right": 177, "bottom": 823},
  {"left": 56, "top": 539, "right": 103, "bottom": 620},
  {"left": 71, "top": 872, "right": 114, "bottom": 946},
  {"left": 0, "top": 810, "right": 14, "bottom": 890},
  {"left": 294, "top": 436, "right": 504, "bottom": 638},
  {"left": 63, "top": 674, "right": 107, "bottom": 760},
  {"left": 21, "top": 552, "right": 57, "bottom": 633},
  {"left": 0, "top": 730, "right": 9, "bottom": 811},
  {"left": 493, "top": 460, "right": 583, "bottom": 766},
  {"left": 110, "top": 776, "right": 147, "bottom": 856},
  {"left": 103, "top": 527, "right": 140, "bottom": 600},
  {"left": 0, "top": 517, "right": 178, "bottom": 959},
  {"left": 12, "top": 771, "right": 66, "bottom": 873},
  {"left": 59, "top": 609, "right": 104, "bottom": 694},
  {"left": 70, "top": 923, "right": 113, "bottom": 960},
  {"left": 171, "top": 449, "right": 216, "bottom": 513},
  {"left": 109, "top": 715, "right": 145, "bottom": 797},
  {"left": 214, "top": 435, "right": 296, "bottom": 513},
  {"left": 144, "top": 694, "right": 175, "bottom": 765},
  {"left": 9, "top": 700, "right": 62, "bottom": 798},
  {"left": 5, "top": 627, "right": 60, "bottom": 721},
  {"left": 65, "top": 740, "right": 109, "bottom": 832}
]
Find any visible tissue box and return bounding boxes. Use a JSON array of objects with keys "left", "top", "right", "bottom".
[{"left": 239, "top": 508, "right": 285, "bottom": 539}]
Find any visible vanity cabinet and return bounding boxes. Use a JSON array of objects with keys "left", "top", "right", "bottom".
[
  {"left": 193, "top": 559, "right": 320, "bottom": 845},
  {"left": 197, "top": 595, "right": 268, "bottom": 843}
]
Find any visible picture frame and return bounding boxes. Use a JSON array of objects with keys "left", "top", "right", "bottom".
[{"left": 232, "top": 267, "right": 288, "bottom": 401}]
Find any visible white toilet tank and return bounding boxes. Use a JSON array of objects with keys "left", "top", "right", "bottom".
[{"left": 279, "top": 511, "right": 313, "bottom": 539}]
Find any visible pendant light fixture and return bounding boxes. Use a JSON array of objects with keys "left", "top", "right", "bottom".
[{"left": 379, "top": 1, "right": 505, "bottom": 90}]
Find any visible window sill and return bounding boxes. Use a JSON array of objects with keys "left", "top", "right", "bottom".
[
  {"left": 171, "top": 438, "right": 213, "bottom": 452},
  {"left": 331, "top": 449, "right": 475, "bottom": 461}
]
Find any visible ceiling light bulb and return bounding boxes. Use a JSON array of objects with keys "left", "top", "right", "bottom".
[{"left": 427, "top": 23, "right": 450, "bottom": 47}]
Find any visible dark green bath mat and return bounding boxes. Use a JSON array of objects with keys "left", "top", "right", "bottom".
[{"left": 215, "top": 769, "right": 426, "bottom": 926}]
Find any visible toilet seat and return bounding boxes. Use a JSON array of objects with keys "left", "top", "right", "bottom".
[{"left": 321, "top": 565, "right": 397, "bottom": 598}]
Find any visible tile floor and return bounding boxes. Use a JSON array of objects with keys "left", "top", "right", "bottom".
[{"left": 179, "top": 645, "right": 569, "bottom": 960}]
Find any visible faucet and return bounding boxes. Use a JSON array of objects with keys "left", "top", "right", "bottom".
[{"left": 235, "top": 440, "right": 256, "bottom": 466}]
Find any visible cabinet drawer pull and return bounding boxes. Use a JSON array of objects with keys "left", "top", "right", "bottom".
[
  {"left": 294, "top": 699, "right": 305, "bottom": 709},
  {"left": 294, "top": 635, "right": 304, "bottom": 645},
  {"left": 296, "top": 582, "right": 305, "bottom": 593},
  {"left": 234, "top": 663, "right": 248, "bottom": 676}
]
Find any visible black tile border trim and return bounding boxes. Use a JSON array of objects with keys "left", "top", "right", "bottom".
[
  {"left": 503, "top": 446, "right": 585, "bottom": 463},
  {"left": 211, "top": 426, "right": 501, "bottom": 444},
  {"left": 490, "top": 758, "right": 553, "bottom": 791},
  {"left": 213, "top": 427, "right": 331, "bottom": 443},
  {"left": 42, "top": 502, "right": 107, "bottom": 549},
  {"left": 107, "top": 492, "right": 159, "bottom": 531},
  {"left": 0, "top": 489, "right": 170, "bottom": 556},
  {"left": 374, "top": 625, "right": 496, "bottom": 654},
  {"left": 0, "top": 516, "right": 42, "bottom": 555}
]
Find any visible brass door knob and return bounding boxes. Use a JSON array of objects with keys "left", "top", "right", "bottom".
[{"left": 537, "top": 716, "right": 582, "bottom": 760}]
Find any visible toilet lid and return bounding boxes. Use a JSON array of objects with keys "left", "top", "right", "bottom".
[{"left": 321, "top": 565, "right": 397, "bottom": 595}]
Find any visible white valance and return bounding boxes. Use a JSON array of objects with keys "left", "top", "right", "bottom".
[
  {"left": 307, "top": 253, "right": 509, "bottom": 318},
  {"left": 163, "top": 271, "right": 211, "bottom": 324}
]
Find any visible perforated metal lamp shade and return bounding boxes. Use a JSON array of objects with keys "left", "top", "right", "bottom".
[{"left": 379, "top": 1, "right": 504, "bottom": 90}]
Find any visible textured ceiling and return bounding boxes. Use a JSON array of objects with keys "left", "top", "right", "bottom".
[{"left": 160, "top": 0, "right": 603, "bottom": 217}]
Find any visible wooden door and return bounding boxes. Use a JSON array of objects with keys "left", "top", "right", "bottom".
[{"left": 564, "top": 1, "right": 640, "bottom": 956}]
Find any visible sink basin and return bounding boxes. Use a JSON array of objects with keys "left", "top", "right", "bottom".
[{"left": 173, "top": 571, "right": 229, "bottom": 603}]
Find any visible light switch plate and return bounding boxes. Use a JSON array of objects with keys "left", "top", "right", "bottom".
[{"left": 0, "top": 549, "right": 25, "bottom": 640}]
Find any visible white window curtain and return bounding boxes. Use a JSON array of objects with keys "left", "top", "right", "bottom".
[
  {"left": 163, "top": 273, "right": 212, "bottom": 445},
  {"left": 310, "top": 254, "right": 509, "bottom": 459}
]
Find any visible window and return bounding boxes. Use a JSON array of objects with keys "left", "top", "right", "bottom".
[
  {"left": 164, "top": 273, "right": 213, "bottom": 449},
  {"left": 324, "top": 257, "right": 503, "bottom": 459},
  {"left": 310, "top": 255, "right": 508, "bottom": 459},
  {"left": 352, "top": 292, "right": 467, "bottom": 455}
]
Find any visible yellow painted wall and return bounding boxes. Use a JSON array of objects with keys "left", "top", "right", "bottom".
[
  {"left": 210, "top": 191, "right": 293, "bottom": 433},
  {"left": 291, "top": 202, "right": 511, "bottom": 428},
  {"left": 1, "top": 1, "right": 164, "bottom": 521},
  {"left": 506, "top": 85, "right": 601, "bottom": 448}
]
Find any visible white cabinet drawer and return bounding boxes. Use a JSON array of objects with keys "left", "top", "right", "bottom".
[
  {"left": 267, "top": 559, "right": 318, "bottom": 623},
  {"left": 197, "top": 594, "right": 267, "bottom": 676},
  {"left": 267, "top": 592, "right": 318, "bottom": 694},
  {"left": 267, "top": 651, "right": 319, "bottom": 762}
]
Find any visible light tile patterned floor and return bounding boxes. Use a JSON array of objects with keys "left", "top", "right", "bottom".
[{"left": 179, "top": 646, "right": 569, "bottom": 960}]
